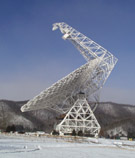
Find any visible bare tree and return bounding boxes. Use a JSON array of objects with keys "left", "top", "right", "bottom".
[{"left": 0, "top": 102, "right": 8, "bottom": 130}]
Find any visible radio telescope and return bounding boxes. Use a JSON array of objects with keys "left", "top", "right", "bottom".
[{"left": 21, "top": 22, "right": 118, "bottom": 137}]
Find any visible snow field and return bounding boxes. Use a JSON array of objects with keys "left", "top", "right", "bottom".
[{"left": 0, "top": 133, "right": 135, "bottom": 158}]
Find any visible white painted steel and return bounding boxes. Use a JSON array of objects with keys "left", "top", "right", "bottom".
[
  {"left": 52, "top": 22, "right": 118, "bottom": 94},
  {"left": 21, "top": 22, "right": 118, "bottom": 137},
  {"left": 21, "top": 58, "right": 101, "bottom": 113},
  {"left": 56, "top": 96, "right": 101, "bottom": 137}
]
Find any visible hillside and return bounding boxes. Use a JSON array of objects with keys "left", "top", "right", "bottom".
[{"left": 0, "top": 100, "right": 135, "bottom": 137}]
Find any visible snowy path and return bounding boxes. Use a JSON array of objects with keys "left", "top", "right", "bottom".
[{"left": 0, "top": 134, "right": 135, "bottom": 158}]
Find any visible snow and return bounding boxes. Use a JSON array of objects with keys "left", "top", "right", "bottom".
[{"left": 0, "top": 133, "right": 135, "bottom": 158}]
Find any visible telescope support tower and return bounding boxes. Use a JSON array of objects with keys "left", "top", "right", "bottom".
[{"left": 56, "top": 94, "right": 101, "bottom": 137}]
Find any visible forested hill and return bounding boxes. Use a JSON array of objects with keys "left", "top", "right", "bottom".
[{"left": 0, "top": 100, "right": 135, "bottom": 137}]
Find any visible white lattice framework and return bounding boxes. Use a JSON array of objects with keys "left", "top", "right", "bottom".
[
  {"left": 56, "top": 94, "right": 100, "bottom": 137},
  {"left": 52, "top": 22, "right": 118, "bottom": 97},
  {"left": 21, "top": 22, "right": 118, "bottom": 137},
  {"left": 21, "top": 58, "right": 101, "bottom": 113}
]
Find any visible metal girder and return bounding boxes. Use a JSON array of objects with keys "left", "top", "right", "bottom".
[
  {"left": 21, "top": 22, "right": 118, "bottom": 137},
  {"left": 52, "top": 22, "right": 118, "bottom": 96},
  {"left": 21, "top": 58, "right": 101, "bottom": 113},
  {"left": 56, "top": 95, "right": 101, "bottom": 137}
]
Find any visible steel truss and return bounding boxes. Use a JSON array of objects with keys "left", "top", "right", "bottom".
[
  {"left": 51, "top": 22, "right": 117, "bottom": 136},
  {"left": 21, "top": 22, "right": 118, "bottom": 137},
  {"left": 56, "top": 94, "right": 100, "bottom": 137},
  {"left": 21, "top": 59, "right": 101, "bottom": 113},
  {"left": 52, "top": 22, "right": 118, "bottom": 97}
]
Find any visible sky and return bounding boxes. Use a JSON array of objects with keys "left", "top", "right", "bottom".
[{"left": 0, "top": 0, "right": 135, "bottom": 104}]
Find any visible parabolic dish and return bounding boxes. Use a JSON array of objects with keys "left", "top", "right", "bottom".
[{"left": 21, "top": 58, "right": 101, "bottom": 113}]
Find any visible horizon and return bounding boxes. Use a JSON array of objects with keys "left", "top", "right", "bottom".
[{"left": 0, "top": 98, "right": 135, "bottom": 106}]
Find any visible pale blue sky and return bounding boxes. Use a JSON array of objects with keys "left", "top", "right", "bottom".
[{"left": 0, "top": 0, "right": 135, "bottom": 104}]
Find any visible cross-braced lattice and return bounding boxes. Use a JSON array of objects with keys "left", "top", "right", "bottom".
[
  {"left": 21, "top": 22, "right": 118, "bottom": 137},
  {"left": 56, "top": 96, "right": 100, "bottom": 137}
]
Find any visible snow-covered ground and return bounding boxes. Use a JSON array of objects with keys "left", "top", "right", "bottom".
[{"left": 0, "top": 133, "right": 135, "bottom": 158}]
